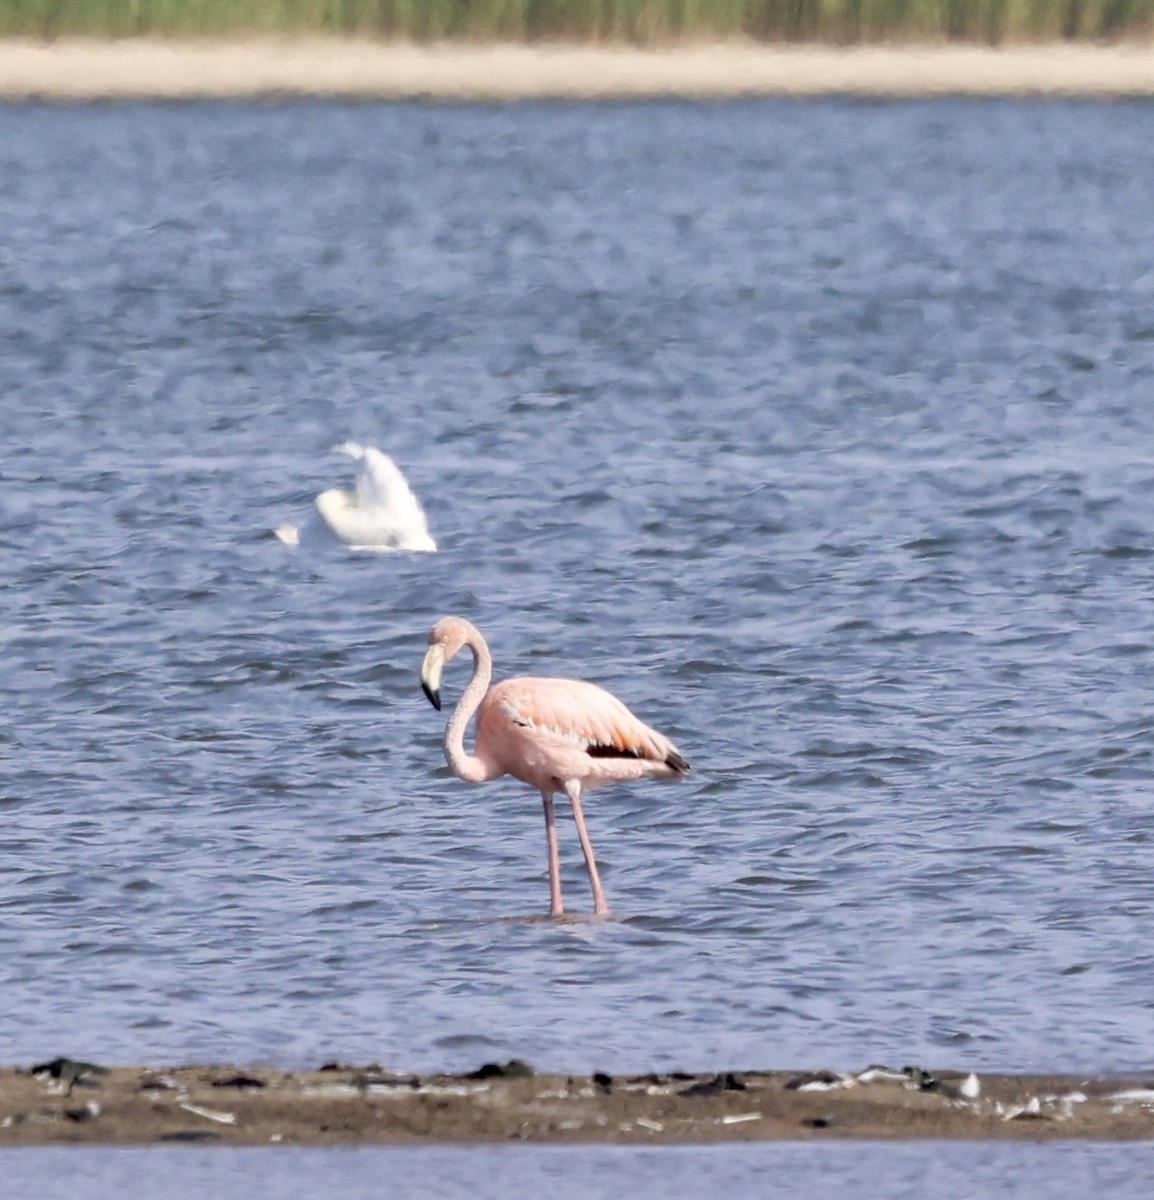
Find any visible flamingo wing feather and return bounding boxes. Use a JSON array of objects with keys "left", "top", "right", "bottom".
[{"left": 492, "top": 677, "right": 684, "bottom": 768}]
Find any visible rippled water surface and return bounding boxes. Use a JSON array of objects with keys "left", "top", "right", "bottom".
[
  {"left": 10, "top": 1142, "right": 1154, "bottom": 1200},
  {"left": 3, "top": 97, "right": 1154, "bottom": 1077}
]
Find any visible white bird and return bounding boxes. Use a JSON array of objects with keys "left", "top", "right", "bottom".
[{"left": 275, "top": 443, "right": 437, "bottom": 552}]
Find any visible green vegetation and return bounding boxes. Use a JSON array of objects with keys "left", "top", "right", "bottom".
[{"left": 1, "top": 0, "right": 1151, "bottom": 43}]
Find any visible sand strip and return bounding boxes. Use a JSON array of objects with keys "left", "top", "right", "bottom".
[
  {"left": 2, "top": 39, "right": 1154, "bottom": 100},
  {"left": 4, "top": 1061, "right": 1154, "bottom": 1144}
]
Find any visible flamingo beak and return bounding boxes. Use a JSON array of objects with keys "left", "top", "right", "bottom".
[{"left": 420, "top": 643, "right": 444, "bottom": 711}]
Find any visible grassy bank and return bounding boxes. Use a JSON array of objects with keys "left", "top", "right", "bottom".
[{"left": 2, "top": 0, "right": 1152, "bottom": 45}]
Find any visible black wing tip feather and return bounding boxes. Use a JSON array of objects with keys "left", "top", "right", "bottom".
[
  {"left": 585, "top": 743, "right": 691, "bottom": 775},
  {"left": 586, "top": 743, "right": 643, "bottom": 761}
]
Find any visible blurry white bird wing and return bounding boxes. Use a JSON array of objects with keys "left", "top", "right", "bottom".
[
  {"left": 294, "top": 442, "right": 437, "bottom": 552},
  {"left": 354, "top": 447, "right": 431, "bottom": 533}
]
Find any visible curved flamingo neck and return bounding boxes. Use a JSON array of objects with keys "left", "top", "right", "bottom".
[{"left": 444, "top": 629, "right": 502, "bottom": 783}]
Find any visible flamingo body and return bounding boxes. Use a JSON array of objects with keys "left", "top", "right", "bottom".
[
  {"left": 421, "top": 616, "right": 689, "bottom": 916},
  {"left": 478, "top": 678, "right": 685, "bottom": 792}
]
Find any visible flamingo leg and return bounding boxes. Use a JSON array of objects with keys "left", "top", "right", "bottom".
[
  {"left": 566, "top": 782, "right": 609, "bottom": 916},
  {"left": 541, "top": 791, "right": 564, "bottom": 916}
]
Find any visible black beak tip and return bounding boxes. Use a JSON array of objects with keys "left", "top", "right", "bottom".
[{"left": 422, "top": 682, "right": 441, "bottom": 711}]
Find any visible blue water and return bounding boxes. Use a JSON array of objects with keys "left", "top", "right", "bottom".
[
  {"left": 2, "top": 97, "right": 1154, "bottom": 1083},
  {"left": 7, "top": 1143, "right": 1154, "bottom": 1199}
]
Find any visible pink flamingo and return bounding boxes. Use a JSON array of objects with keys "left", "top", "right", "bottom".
[{"left": 420, "top": 616, "right": 690, "bottom": 917}]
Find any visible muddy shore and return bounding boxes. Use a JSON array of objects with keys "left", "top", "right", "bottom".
[
  {"left": 2, "top": 39, "right": 1154, "bottom": 101},
  {"left": 4, "top": 1059, "right": 1154, "bottom": 1144}
]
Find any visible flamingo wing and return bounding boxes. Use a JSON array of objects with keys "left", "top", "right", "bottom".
[{"left": 490, "top": 677, "right": 688, "bottom": 772}]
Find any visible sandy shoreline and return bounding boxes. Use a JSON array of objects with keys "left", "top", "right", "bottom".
[
  {"left": 2, "top": 38, "right": 1154, "bottom": 100},
  {"left": 4, "top": 1059, "right": 1154, "bottom": 1144}
]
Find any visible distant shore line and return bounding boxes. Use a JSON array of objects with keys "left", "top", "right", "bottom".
[{"left": 3, "top": 39, "right": 1154, "bottom": 100}]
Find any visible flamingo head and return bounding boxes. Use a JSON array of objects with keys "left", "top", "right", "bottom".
[{"left": 420, "top": 616, "right": 474, "bottom": 710}]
